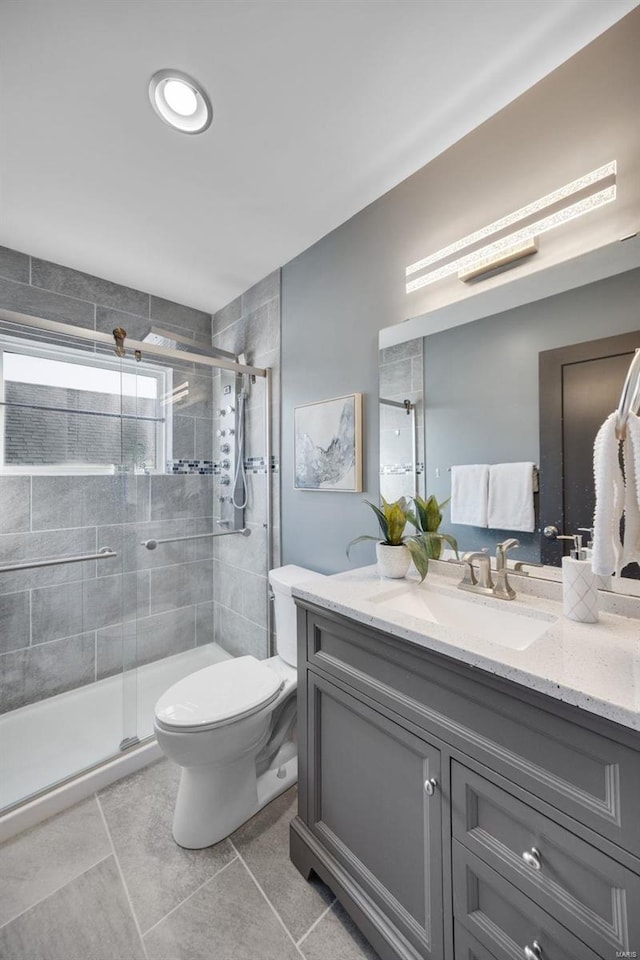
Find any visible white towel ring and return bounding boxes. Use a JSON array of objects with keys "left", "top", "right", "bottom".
[{"left": 615, "top": 348, "right": 640, "bottom": 440}]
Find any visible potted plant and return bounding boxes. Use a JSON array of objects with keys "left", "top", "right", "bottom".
[
  {"left": 347, "top": 496, "right": 432, "bottom": 580},
  {"left": 410, "top": 494, "right": 458, "bottom": 561}
]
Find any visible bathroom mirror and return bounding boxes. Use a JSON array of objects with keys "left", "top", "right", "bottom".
[{"left": 378, "top": 235, "right": 640, "bottom": 596}]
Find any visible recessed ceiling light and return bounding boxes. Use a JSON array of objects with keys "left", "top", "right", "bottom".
[{"left": 149, "top": 69, "right": 212, "bottom": 134}]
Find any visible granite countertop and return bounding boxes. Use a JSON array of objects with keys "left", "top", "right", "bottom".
[{"left": 293, "top": 562, "right": 640, "bottom": 732}]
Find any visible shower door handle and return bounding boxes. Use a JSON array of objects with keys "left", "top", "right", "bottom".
[{"left": 0, "top": 547, "right": 117, "bottom": 574}]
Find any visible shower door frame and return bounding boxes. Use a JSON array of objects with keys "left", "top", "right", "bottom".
[{"left": 0, "top": 306, "right": 274, "bottom": 815}]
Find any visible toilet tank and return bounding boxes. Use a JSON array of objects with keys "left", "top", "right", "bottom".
[{"left": 269, "top": 565, "right": 325, "bottom": 667}]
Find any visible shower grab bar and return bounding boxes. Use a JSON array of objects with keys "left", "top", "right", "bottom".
[
  {"left": 0, "top": 547, "right": 117, "bottom": 574},
  {"left": 141, "top": 528, "right": 251, "bottom": 550}
]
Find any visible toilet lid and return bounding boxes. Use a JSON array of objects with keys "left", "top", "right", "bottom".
[{"left": 154, "top": 656, "right": 284, "bottom": 729}]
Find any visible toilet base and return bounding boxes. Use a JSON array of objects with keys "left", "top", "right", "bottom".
[{"left": 172, "top": 754, "right": 298, "bottom": 849}]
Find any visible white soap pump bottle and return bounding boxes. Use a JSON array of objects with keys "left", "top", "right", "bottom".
[{"left": 558, "top": 533, "right": 599, "bottom": 623}]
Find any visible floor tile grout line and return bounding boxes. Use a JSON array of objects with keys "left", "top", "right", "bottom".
[
  {"left": 0, "top": 851, "right": 113, "bottom": 932},
  {"left": 296, "top": 897, "right": 337, "bottom": 948},
  {"left": 140, "top": 853, "right": 238, "bottom": 938},
  {"left": 96, "top": 793, "right": 149, "bottom": 960},
  {"left": 229, "top": 840, "right": 305, "bottom": 959}
]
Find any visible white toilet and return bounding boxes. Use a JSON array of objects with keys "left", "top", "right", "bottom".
[{"left": 154, "top": 564, "right": 324, "bottom": 849}]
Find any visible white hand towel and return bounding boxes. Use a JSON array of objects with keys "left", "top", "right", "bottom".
[
  {"left": 591, "top": 412, "right": 625, "bottom": 576},
  {"left": 487, "top": 462, "right": 536, "bottom": 532},
  {"left": 450, "top": 464, "right": 489, "bottom": 527},
  {"left": 622, "top": 413, "right": 640, "bottom": 569}
]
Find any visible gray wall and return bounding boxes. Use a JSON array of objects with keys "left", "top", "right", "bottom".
[
  {"left": 280, "top": 11, "right": 640, "bottom": 574},
  {"left": 211, "top": 271, "right": 281, "bottom": 660},
  {"left": 424, "top": 267, "right": 640, "bottom": 560},
  {"left": 0, "top": 246, "right": 218, "bottom": 711}
]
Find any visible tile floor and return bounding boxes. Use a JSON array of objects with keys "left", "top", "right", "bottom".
[{"left": 0, "top": 759, "right": 380, "bottom": 960}]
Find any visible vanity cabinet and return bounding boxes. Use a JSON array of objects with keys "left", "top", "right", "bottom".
[{"left": 290, "top": 601, "right": 640, "bottom": 960}]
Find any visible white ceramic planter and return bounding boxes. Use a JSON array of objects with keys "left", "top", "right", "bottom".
[{"left": 376, "top": 542, "right": 411, "bottom": 579}]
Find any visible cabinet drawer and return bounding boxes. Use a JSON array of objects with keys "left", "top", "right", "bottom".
[
  {"left": 454, "top": 921, "right": 497, "bottom": 960},
  {"left": 305, "top": 608, "right": 640, "bottom": 857},
  {"left": 452, "top": 841, "right": 601, "bottom": 960},
  {"left": 451, "top": 761, "right": 640, "bottom": 957}
]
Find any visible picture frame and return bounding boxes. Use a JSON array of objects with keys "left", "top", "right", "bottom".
[{"left": 294, "top": 393, "right": 363, "bottom": 492}]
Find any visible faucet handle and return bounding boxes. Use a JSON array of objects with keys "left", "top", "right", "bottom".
[
  {"left": 462, "top": 549, "right": 494, "bottom": 590},
  {"left": 513, "top": 560, "right": 544, "bottom": 576}
]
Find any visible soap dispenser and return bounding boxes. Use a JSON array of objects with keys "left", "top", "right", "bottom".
[{"left": 558, "top": 534, "right": 599, "bottom": 623}]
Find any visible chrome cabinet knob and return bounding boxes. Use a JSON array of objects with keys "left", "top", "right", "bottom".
[
  {"left": 424, "top": 777, "right": 437, "bottom": 797},
  {"left": 522, "top": 847, "right": 541, "bottom": 871},
  {"left": 523, "top": 940, "right": 542, "bottom": 960}
]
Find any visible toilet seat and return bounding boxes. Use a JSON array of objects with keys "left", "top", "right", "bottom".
[{"left": 155, "top": 656, "right": 284, "bottom": 733}]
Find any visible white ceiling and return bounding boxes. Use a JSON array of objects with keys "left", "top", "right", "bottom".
[{"left": 0, "top": 0, "right": 637, "bottom": 314}]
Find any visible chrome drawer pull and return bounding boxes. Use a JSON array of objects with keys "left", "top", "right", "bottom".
[
  {"left": 523, "top": 940, "right": 542, "bottom": 960},
  {"left": 424, "top": 777, "right": 437, "bottom": 797},
  {"left": 522, "top": 846, "right": 541, "bottom": 871}
]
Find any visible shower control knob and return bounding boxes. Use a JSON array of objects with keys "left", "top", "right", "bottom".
[
  {"left": 221, "top": 459, "right": 231, "bottom": 470},
  {"left": 216, "top": 429, "right": 226, "bottom": 438},
  {"left": 218, "top": 495, "right": 227, "bottom": 503},
  {"left": 225, "top": 405, "right": 235, "bottom": 415},
  {"left": 220, "top": 443, "right": 231, "bottom": 454},
  {"left": 219, "top": 476, "right": 231, "bottom": 486},
  {"left": 227, "top": 428, "right": 235, "bottom": 436},
  {"left": 217, "top": 408, "right": 226, "bottom": 417}
]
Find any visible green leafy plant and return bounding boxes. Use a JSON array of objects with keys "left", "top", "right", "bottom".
[
  {"left": 347, "top": 496, "right": 432, "bottom": 581},
  {"left": 409, "top": 494, "right": 458, "bottom": 560}
]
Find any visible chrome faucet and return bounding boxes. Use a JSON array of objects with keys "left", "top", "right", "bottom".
[
  {"left": 493, "top": 538, "right": 520, "bottom": 600},
  {"left": 457, "top": 538, "right": 521, "bottom": 600}
]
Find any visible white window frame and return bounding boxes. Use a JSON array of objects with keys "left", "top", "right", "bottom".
[{"left": 0, "top": 334, "right": 173, "bottom": 475}]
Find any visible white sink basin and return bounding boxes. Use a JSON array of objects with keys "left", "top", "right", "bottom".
[{"left": 369, "top": 583, "right": 557, "bottom": 651}]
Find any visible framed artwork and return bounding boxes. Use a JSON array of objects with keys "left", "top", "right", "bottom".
[{"left": 294, "top": 393, "right": 363, "bottom": 491}]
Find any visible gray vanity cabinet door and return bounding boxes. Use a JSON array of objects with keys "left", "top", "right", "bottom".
[{"left": 307, "top": 672, "right": 443, "bottom": 959}]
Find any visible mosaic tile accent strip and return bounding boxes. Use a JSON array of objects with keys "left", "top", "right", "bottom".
[
  {"left": 380, "top": 462, "right": 424, "bottom": 476},
  {"left": 244, "top": 456, "right": 279, "bottom": 475},
  {"left": 167, "top": 459, "right": 215, "bottom": 475}
]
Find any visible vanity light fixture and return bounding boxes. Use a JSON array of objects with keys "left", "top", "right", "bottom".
[
  {"left": 406, "top": 161, "right": 617, "bottom": 292},
  {"left": 148, "top": 69, "right": 212, "bottom": 134}
]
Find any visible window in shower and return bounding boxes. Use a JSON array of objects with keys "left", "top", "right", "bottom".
[{"left": 0, "top": 336, "right": 172, "bottom": 473}]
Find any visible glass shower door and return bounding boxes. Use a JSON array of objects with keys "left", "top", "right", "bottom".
[{"left": 0, "top": 320, "right": 140, "bottom": 811}]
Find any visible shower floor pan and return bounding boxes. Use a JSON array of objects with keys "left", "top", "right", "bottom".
[{"left": 0, "top": 643, "right": 231, "bottom": 827}]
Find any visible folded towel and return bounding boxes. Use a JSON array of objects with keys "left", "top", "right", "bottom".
[
  {"left": 450, "top": 464, "right": 489, "bottom": 527},
  {"left": 591, "top": 412, "right": 625, "bottom": 576},
  {"left": 487, "top": 462, "right": 536, "bottom": 532},
  {"left": 622, "top": 413, "right": 640, "bottom": 569}
]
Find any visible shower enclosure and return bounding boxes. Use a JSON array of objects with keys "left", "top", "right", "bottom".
[{"left": 0, "top": 307, "right": 272, "bottom": 815}]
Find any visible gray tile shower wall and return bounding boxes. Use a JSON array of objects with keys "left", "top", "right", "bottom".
[
  {"left": 379, "top": 339, "right": 424, "bottom": 503},
  {"left": 0, "top": 247, "right": 219, "bottom": 712},
  {"left": 211, "top": 270, "right": 281, "bottom": 660}
]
